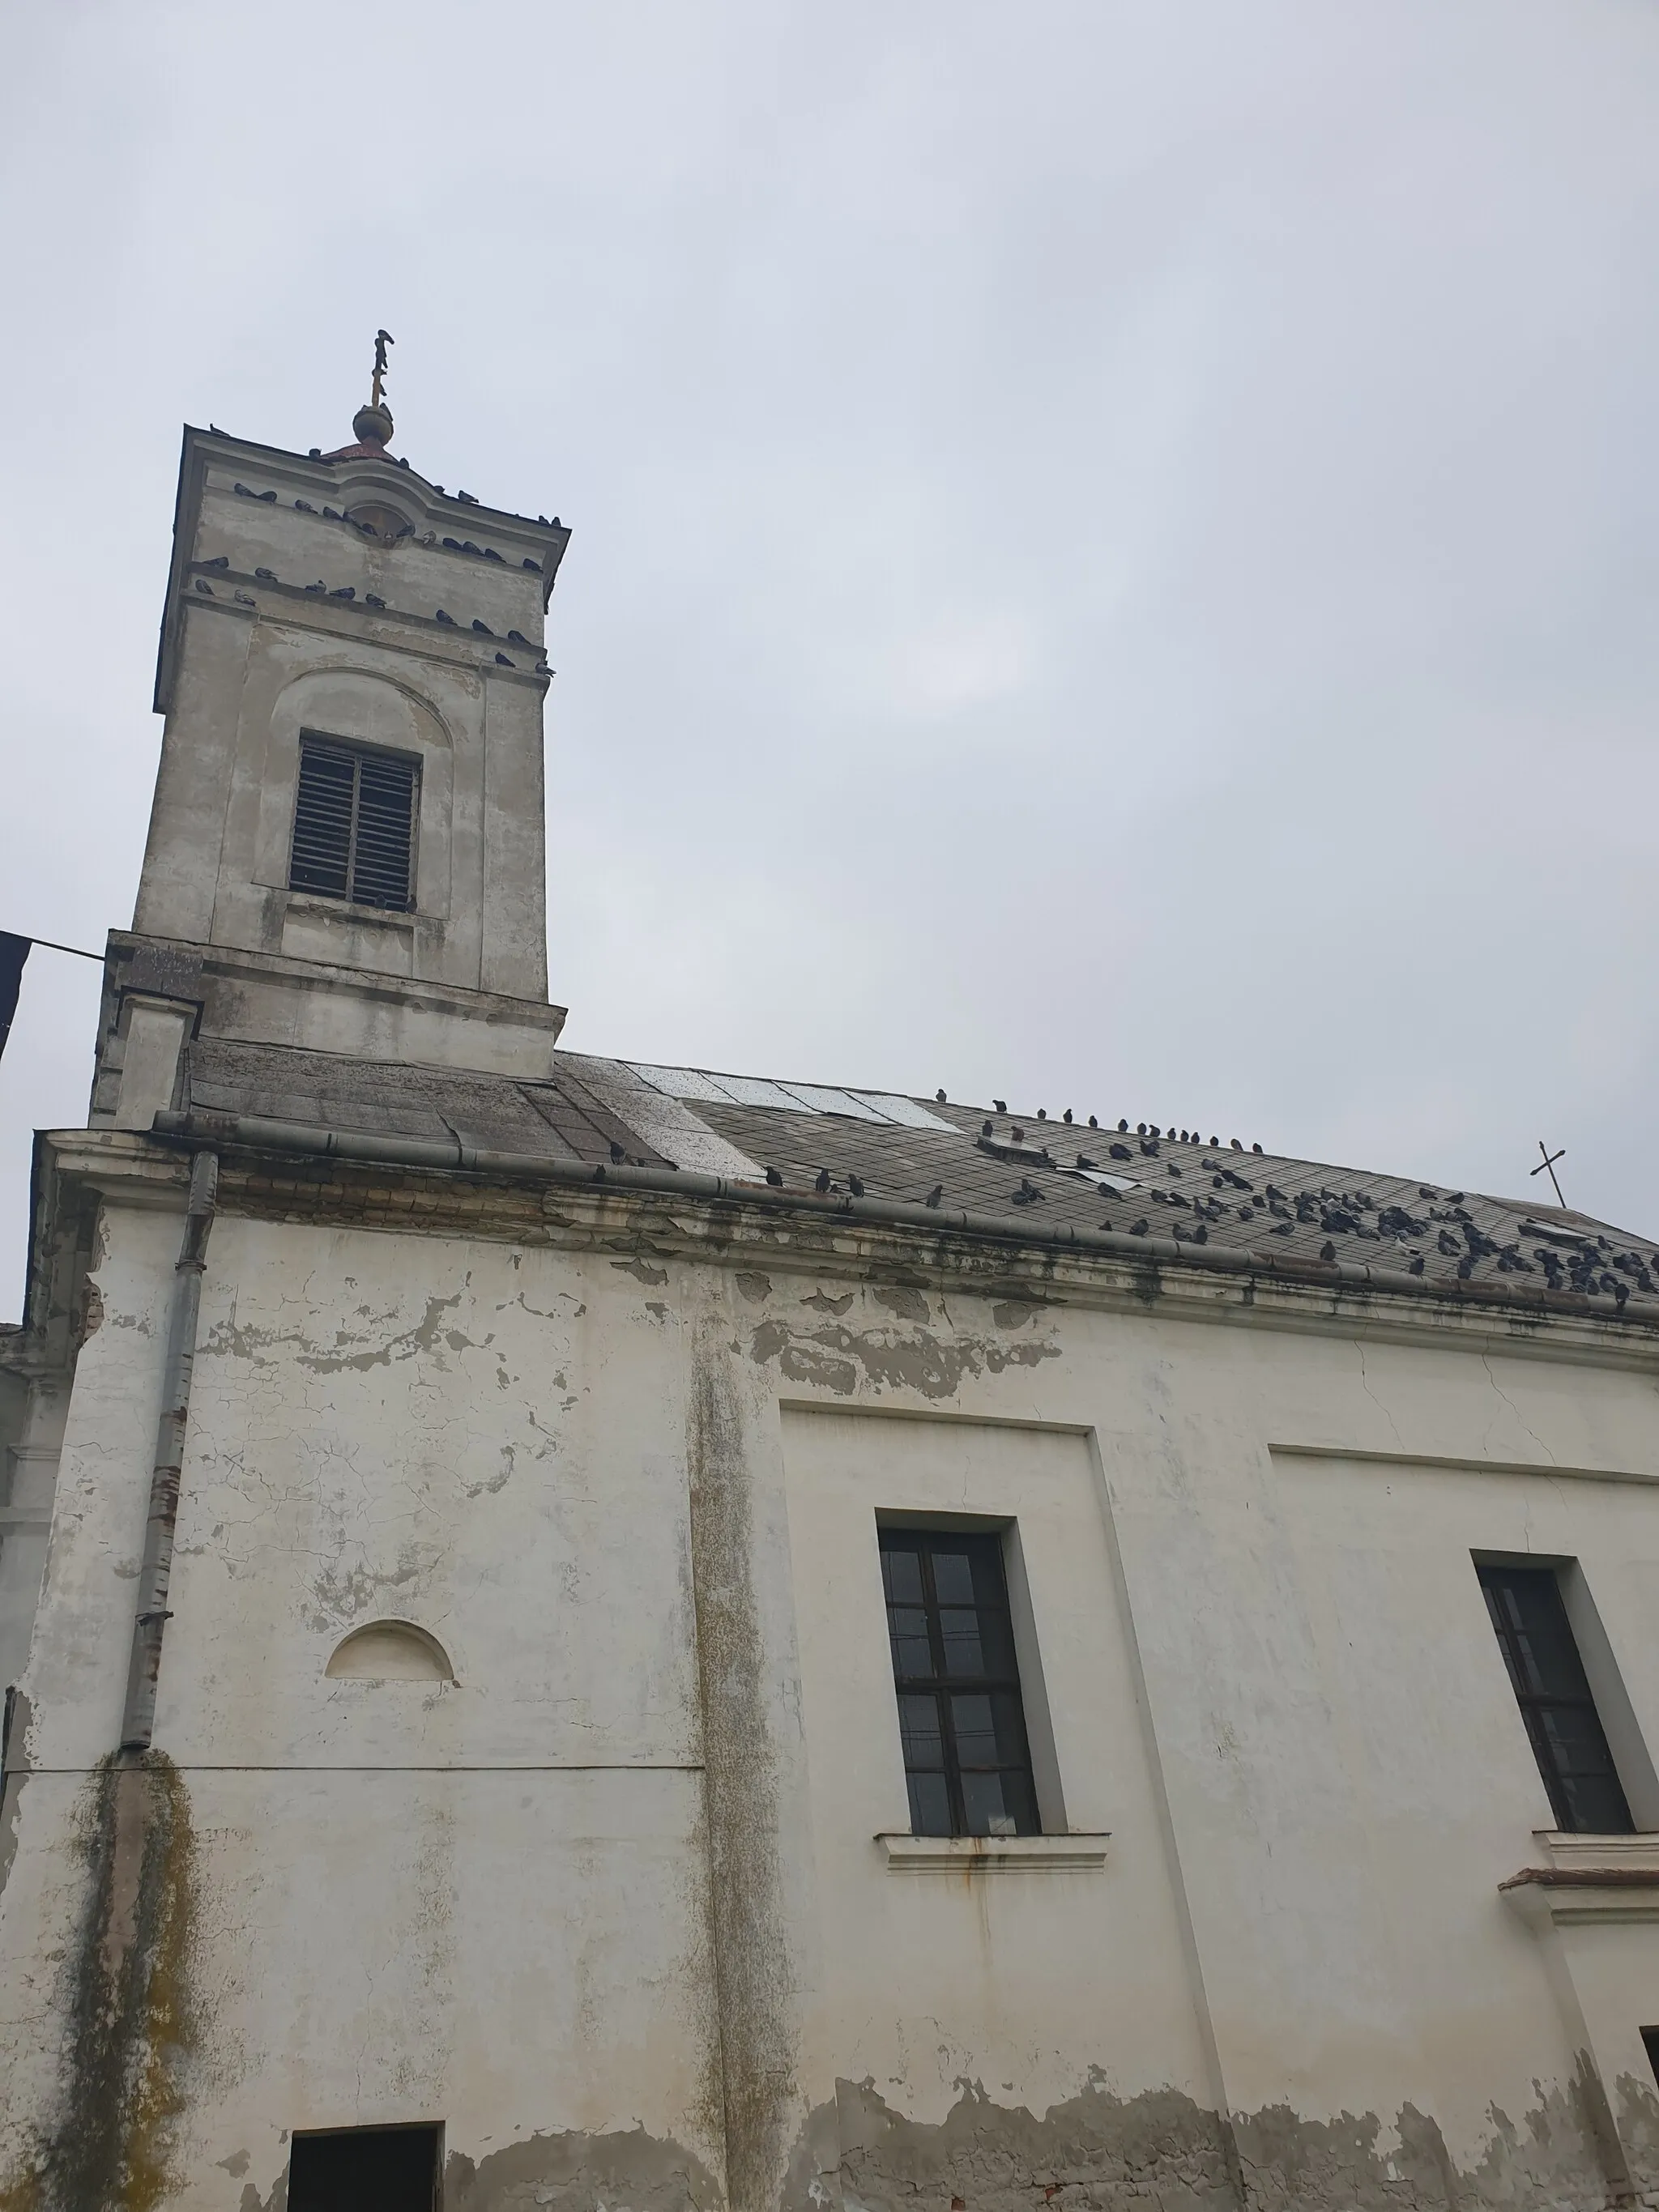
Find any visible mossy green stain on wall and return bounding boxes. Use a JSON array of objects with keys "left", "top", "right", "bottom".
[{"left": 0, "top": 1753, "right": 198, "bottom": 2212}]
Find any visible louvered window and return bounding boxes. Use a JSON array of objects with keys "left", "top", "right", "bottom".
[{"left": 288, "top": 738, "right": 418, "bottom": 910}]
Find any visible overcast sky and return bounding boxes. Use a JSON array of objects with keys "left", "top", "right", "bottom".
[{"left": 3, "top": 1, "right": 1658, "bottom": 1314}]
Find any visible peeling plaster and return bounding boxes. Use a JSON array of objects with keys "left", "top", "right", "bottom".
[
  {"left": 203, "top": 1290, "right": 479, "bottom": 1375},
  {"left": 0, "top": 1690, "right": 31, "bottom": 1899},
  {"left": 446, "top": 2125, "right": 724, "bottom": 2212},
  {"left": 807, "top": 2077, "right": 1234, "bottom": 2212},
  {"left": 748, "top": 1315, "right": 1060, "bottom": 1400},
  {"left": 785, "top": 2070, "right": 1640, "bottom": 2212}
]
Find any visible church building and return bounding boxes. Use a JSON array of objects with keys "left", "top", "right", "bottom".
[{"left": 2, "top": 381, "right": 1658, "bottom": 2212}]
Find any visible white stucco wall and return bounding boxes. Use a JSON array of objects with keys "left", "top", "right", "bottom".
[{"left": 2, "top": 1180, "right": 1658, "bottom": 2211}]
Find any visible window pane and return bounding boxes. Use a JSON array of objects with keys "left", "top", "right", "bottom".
[
  {"left": 941, "top": 1604, "right": 1017, "bottom": 1678},
  {"left": 898, "top": 1694, "right": 944, "bottom": 1771},
  {"left": 907, "top": 1771, "right": 951, "bottom": 1837},
  {"left": 951, "top": 1690, "right": 1029, "bottom": 1771},
  {"left": 949, "top": 1693, "right": 996, "bottom": 1766},
  {"left": 887, "top": 1607, "right": 932, "bottom": 1680},
  {"left": 931, "top": 1549, "right": 976, "bottom": 1605},
  {"left": 1508, "top": 1614, "right": 1588, "bottom": 1702},
  {"left": 881, "top": 1546, "right": 923, "bottom": 1605},
  {"left": 961, "top": 1767, "right": 1038, "bottom": 1838},
  {"left": 1537, "top": 1704, "right": 1623, "bottom": 1775},
  {"left": 1560, "top": 1768, "right": 1638, "bottom": 1837},
  {"left": 937, "top": 1608, "right": 987, "bottom": 1677}
]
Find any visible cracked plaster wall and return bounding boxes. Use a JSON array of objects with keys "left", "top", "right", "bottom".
[{"left": 2, "top": 1200, "right": 1659, "bottom": 2206}]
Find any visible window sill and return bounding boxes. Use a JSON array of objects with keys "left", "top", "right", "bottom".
[
  {"left": 1529, "top": 1830, "right": 1659, "bottom": 1873},
  {"left": 284, "top": 890, "right": 416, "bottom": 926},
  {"left": 876, "top": 1832, "right": 1109, "bottom": 1874},
  {"left": 1501, "top": 1835, "right": 1659, "bottom": 1928}
]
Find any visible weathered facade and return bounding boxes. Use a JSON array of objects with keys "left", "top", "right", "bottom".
[{"left": 2, "top": 397, "right": 1658, "bottom": 2212}]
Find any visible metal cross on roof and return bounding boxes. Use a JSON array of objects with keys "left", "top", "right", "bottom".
[
  {"left": 1530, "top": 1139, "right": 1567, "bottom": 1208},
  {"left": 371, "top": 328, "right": 394, "bottom": 410}
]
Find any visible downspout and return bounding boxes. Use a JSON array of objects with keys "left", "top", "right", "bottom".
[{"left": 118, "top": 1148, "right": 218, "bottom": 1753}]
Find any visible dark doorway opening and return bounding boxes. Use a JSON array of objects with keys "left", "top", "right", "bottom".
[{"left": 288, "top": 2122, "right": 441, "bottom": 2211}]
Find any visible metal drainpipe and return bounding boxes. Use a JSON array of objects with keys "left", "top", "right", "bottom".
[{"left": 118, "top": 1148, "right": 219, "bottom": 1754}]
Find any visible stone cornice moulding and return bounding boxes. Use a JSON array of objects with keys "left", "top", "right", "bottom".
[
  {"left": 177, "top": 573, "right": 554, "bottom": 690},
  {"left": 31, "top": 1126, "right": 1659, "bottom": 1379},
  {"left": 157, "top": 424, "right": 569, "bottom": 710},
  {"left": 104, "top": 931, "right": 565, "bottom": 1024},
  {"left": 1271, "top": 1444, "right": 1659, "bottom": 1490}
]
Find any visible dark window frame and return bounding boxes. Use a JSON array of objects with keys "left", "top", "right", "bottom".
[
  {"left": 288, "top": 733, "right": 420, "bottom": 913},
  {"left": 879, "top": 1524, "right": 1041, "bottom": 1839},
  {"left": 1477, "top": 1559, "right": 1634, "bottom": 1835}
]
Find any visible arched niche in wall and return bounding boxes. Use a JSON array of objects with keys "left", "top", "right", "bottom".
[{"left": 324, "top": 1620, "right": 455, "bottom": 1683}]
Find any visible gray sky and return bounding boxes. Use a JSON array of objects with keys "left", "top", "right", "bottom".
[{"left": 4, "top": 1, "right": 1658, "bottom": 1315}]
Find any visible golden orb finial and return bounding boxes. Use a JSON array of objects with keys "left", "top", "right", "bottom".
[{"left": 352, "top": 400, "right": 394, "bottom": 447}]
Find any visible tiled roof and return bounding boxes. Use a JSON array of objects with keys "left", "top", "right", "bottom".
[{"left": 182, "top": 1039, "right": 1659, "bottom": 1313}]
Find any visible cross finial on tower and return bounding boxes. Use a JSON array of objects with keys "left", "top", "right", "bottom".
[
  {"left": 371, "top": 328, "right": 394, "bottom": 411},
  {"left": 337, "top": 330, "right": 396, "bottom": 456}
]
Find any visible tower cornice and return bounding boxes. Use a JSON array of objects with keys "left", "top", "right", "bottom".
[{"left": 156, "top": 424, "right": 570, "bottom": 713}]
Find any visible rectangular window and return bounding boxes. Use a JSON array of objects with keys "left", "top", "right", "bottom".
[
  {"left": 288, "top": 737, "right": 418, "bottom": 910},
  {"left": 1643, "top": 2028, "right": 1659, "bottom": 2091},
  {"left": 288, "top": 2122, "right": 441, "bottom": 2210},
  {"left": 880, "top": 1526, "right": 1039, "bottom": 1838},
  {"left": 1478, "top": 1561, "right": 1634, "bottom": 1834}
]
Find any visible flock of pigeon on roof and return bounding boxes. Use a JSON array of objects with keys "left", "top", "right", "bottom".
[
  {"left": 190, "top": 482, "right": 553, "bottom": 673},
  {"left": 191, "top": 562, "right": 548, "bottom": 675},
  {"left": 663, "top": 1073, "right": 1659, "bottom": 1313},
  {"left": 227, "top": 476, "right": 550, "bottom": 573}
]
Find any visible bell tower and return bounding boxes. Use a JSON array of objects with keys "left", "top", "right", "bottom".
[{"left": 92, "top": 354, "right": 573, "bottom": 1130}]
